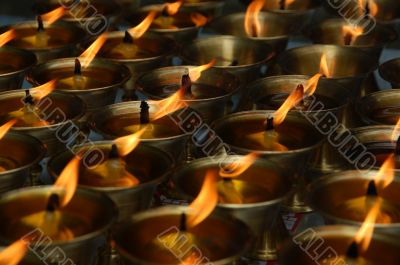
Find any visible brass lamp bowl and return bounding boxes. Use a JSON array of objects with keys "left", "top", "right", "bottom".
[
  {"left": 172, "top": 156, "right": 292, "bottom": 261},
  {"left": 0, "top": 90, "right": 86, "bottom": 156},
  {"left": 322, "top": 0, "right": 400, "bottom": 22},
  {"left": 0, "top": 186, "right": 116, "bottom": 265},
  {"left": 308, "top": 18, "right": 397, "bottom": 61},
  {"left": 89, "top": 101, "right": 188, "bottom": 160},
  {"left": 114, "top": 205, "right": 253, "bottom": 265},
  {"left": 136, "top": 66, "right": 240, "bottom": 122},
  {"left": 212, "top": 110, "right": 324, "bottom": 213},
  {"left": 248, "top": 75, "right": 349, "bottom": 114},
  {"left": 34, "top": 0, "right": 121, "bottom": 33},
  {"left": 0, "top": 21, "right": 87, "bottom": 63},
  {"left": 27, "top": 58, "right": 131, "bottom": 112},
  {"left": 180, "top": 35, "right": 275, "bottom": 83},
  {"left": 0, "top": 132, "right": 45, "bottom": 193},
  {"left": 0, "top": 46, "right": 37, "bottom": 91},
  {"left": 208, "top": 12, "right": 292, "bottom": 55},
  {"left": 247, "top": 75, "right": 350, "bottom": 174},
  {"left": 379, "top": 58, "right": 400, "bottom": 88},
  {"left": 261, "top": 0, "right": 321, "bottom": 33},
  {"left": 309, "top": 170, "right": 400, "bottom": 234},
  {"left": 276, "top": 45, "right": 378, "bottom": 97},
  {"left": 97, "top": 31, "right": 175, "bottom": 100},
  {"left": 181, "top": 0, "right": 226, "bottom": 17},
  {"left": 48, "top": 142, "right": 174, "bottom": 222},
  {"left": 351, "top": 125, "right": 400, "bottom": 172},
  {"left": 279, "top": 225, "right": 400, "bottom": 265},
  {"left": 356, "top": 90, "right": 400, "bottom": 125},
  {"left": 125, "top": 5, "right": 210, "bottom": 43}
]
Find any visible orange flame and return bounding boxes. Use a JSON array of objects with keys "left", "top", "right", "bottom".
[
  {"left": 285, "top": 0, "right": 296, "bottom": 8},
  {"left": 179, "top": 254, "right": 198, "bottom": 265},
  {"left": 128, "top": 11, "right": 157, "bottom": 39},
  {"left": 30, "top": 80, "right": 57, "bottom": 101},
  {"left": 114, "top": 128, "right": 147, "bottom": 157},
  {"left": 152, "top": 90, "right": 187, "bottom": 120},
  {"left": 304, "top": 73, "right": 322, "bottom": 96},
  {"left": 79, "top": 33, "right": 107, "bottom": 68},
  {"left": 164, "top": 0, "right": 183, "bottom": 16},
  {"left": 391, "top": 118, "right": 400, "bottom": 141},
  {"left": 219, "top": 153, "right": 258, "bottom": 178},
  {"left": 319, "top": 54, "right": 331, "bottom": 78},
  {"left": 187, "top": 170, "right": 218, "bottom": 228},
  {"left": 190, "top": 13, "right": 208, "bottom": 27},
  {"left": 273, "top": 85, "right": 304, "bottom": 126},
  {"left": 374, "top": 153, "right": 395, "bottom": 190},
  {"left": 189, "top": 59, "right": 217, "bottom": 81},
  {"left": 0, "top": 119, "right": 17, "bottom": 140},
  {"left": 41, "top": 7, "right": 65, "bottom": 25},
  {"left": 0, "top": 29, "right": 16, "bottom": 47},
  {"left": 53, "top": 156, "right": 80, "bottom": 207},
  {"left": 368, "top": 0, "right": 378, "bottom": 17},
  {"left": 0, "top": 239, "right": 29, "bottom": 265},
  {"left": 354, "top": 199, "right": 381, "bottom": 252},
  {"left": 358, "top": 0, "right": 365, "bottom": 16},
  {"left": 244, "top": 0, "right": 265, "bottom": 37},
  {"left": 342, "top": 25, "right": 364, "bottom": 45}
]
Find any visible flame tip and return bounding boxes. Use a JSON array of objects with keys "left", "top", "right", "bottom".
[{"left": 187, "top": 170, "right": 218, "bottom": 228}]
